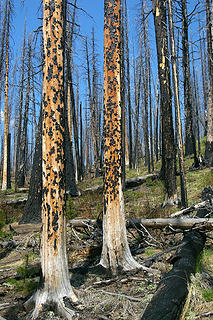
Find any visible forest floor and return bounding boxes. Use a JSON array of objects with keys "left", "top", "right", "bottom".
[{"left": 0, "top": 152, "right": 213, "bottom": 319}]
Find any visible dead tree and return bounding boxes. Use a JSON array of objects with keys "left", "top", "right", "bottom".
[
  {"left": 15, "top": 23, "right": 26, "bottom": 191},
  {"left": 168, "top": 0, "right": 187, "bottom": 208},
  {"left": 18, "top": 38, "right": 32, "bottom": 188},
  {"left": 153, "top": 0, "right": 177, "bottom": 205},
  {"left": 26, "top": 1, "right": 77, "bottom": 318},
  {"left": 100, "top": 0, "right": 142, "bottom": 275},
  {"left": 205, "top": 0, "right": 213, "bottom": 166},
  {"left": 2, "top": 0, "right": 11, "bottom": 190},
  {"left": 181, "top": 0, "right": 197, "bottom": 160}
]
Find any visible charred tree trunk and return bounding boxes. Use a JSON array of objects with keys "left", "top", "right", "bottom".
[
  {"left": 19, "top": 108, "right": 42, "bottom": 225},
  {"left": 205, "top": 0, "right": 213, "bottom": 166},
  {"left": 141, "top": 222, "right": 206, "bottom": 320},
  {"left": 168, "top": 0, "right": 187, "bottom": 208},
  {"left": 27, "top": 1, "right": 77, "bottom": 318},
  {"left": 100, "top": 0, "right": 141, "bottom": 275},
  {"left": 124, "top": 0, "right": 133, "bottom": 169},
  {"left": 15, "top": 24, "right": 26, "bottom": 191},
  {"left": 2, "top": 1, "right": 11, "bottom": 190},
  {"left": 18, "top": 39, "right": 32, "bottom": 188},
  {"left": 153, "top": 0, "right": 177, "bottom": 204},
  {"left": 182, "top": 0, "right": 197, "bottom": 160}
]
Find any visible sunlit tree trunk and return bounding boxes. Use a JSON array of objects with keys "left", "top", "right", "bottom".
[
  {"left": 205, "top": 0, "right": 213, "bottom": 166},
  {"left": 100, "top": 0, "right": 141, "bottom": 275},
  {"left": 2, "top": 0, "right": 11, "bottom": 190},
  {"left": 153, "top": 0, "right": 177, "bottom": 205},
  {"left": 168, "top": 0, "right": 187, "bottom": 207},
  {"left": 27, "top": 0, "right": 77, "bottom": 318},
  {"left": 124, "top": 0, "right": 133, "bottom": 169}
]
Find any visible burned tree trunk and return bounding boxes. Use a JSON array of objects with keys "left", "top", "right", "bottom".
[
  {"left": 153, "top": 0, "right": 177, "bottom": 204},
  {"left": 19, "top": 108, "right": 42, "bottom": 225},
  {"left": 182, "top": 0, "right": 197, "bottom": 160},
  {"left": 26, "top": 0, "right": 77, "bottom": 318},
  {"left": 2, "top": 0, "right": 11, "bottom": 190},
  {"left": 100, "top": 0, "right": 141, "bottom": 275},
  {"left": 168, "top": 0, "right": 187, "bottom": 207},
  {"left": 205, "top": 0, "right": 213, "bottom": 166},
  {"left": 124, "top": 0, "right": 133, "bottom": 169}
]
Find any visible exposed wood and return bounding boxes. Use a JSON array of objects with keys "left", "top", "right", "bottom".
[{"left": 100, "top": 0, "right": 141, "bottom": 275}]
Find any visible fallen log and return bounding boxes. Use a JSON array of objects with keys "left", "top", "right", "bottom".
[
  {"left": 0, "top": 198, "right": 27, "bottom": 206},
  {"left": 68, "top": 217, "right": 213, "bottom": 230},
  {"left": 170, "top": 200, "right": 211, "bottom": 218},
  {"left": 84, "top": 173, "right": 158, "bottom": 193},
  {"left": 141, "top": 230, "right": 206, "bottom": 320}
]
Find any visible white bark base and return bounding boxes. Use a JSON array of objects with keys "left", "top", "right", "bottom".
[
  {"left": 162, "top": 193, "right": 180, "bottom": 208},
  {"left": 25, "top": 288, "right": 78, "bottom": 319}
]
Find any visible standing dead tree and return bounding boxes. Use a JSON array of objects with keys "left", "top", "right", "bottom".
[
  {"left": 2, "top": 0, "right": 11, "bottom": 190},
  {"left": 205, "top": 0, "right": 213, "bottom": 166},
  {"left": 153, "top": 0, "right": 177, "bottom": 205},
  {"left": 168, "top": 0, "right": 187, "bottom": 208},
  {"left": 100, "top": 0, "right": 142, "bottom": 275},
  {"left": 25, "top": 0, "right": 77, "bottom": 318}
]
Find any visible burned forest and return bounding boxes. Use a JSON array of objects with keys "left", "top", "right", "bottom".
[{"left": 0, "top": 0, "right": 213, "bottom": 319}]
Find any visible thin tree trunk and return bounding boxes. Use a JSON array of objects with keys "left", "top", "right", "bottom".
[
  {"left": 15, "top": 23, "right": 26, "bottom": 191},
  {"left": 2, "top": 1, "right": 11, "bottom": 190},
  {"left": 18, "top": 39, "right": 32, "bottom": 188},
  {"left": 205, "top": 0, "right": 213, "bottom": 166},
  {"left": 182, "top": 0, "right": 197, "bottom": 160},
  {"left": 168, "top": 0, "right": 187, "bottom": 207},
  {"left": 124, "top": 0, "right": 133, "bottom": 169}
]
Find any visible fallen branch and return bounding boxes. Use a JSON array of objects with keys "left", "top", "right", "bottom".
[
  {"left": 0, "top": 198, "right": 27, "bottom": 206},
  {"left": 97, "top": 289, "right": 141, "bottom": 302},
  {"left": 170, "top": 200, "right": 211, "bottom": 217},
  {"left": 84, "top": 173, "right": 158, "bottom": 193},
  {"left": 68, "top": 217, "right": 213, "bottom": 230}
]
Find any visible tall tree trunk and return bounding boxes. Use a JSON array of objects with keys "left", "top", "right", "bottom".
[
  {"left": 100, "top": 0, "right": 141, "bottom": 275},
  {"left": 205, "top": 0, "right": 213, "bottom": 166},
  {"left": 168, "top": 0, "right": 187, "bottom": 208},
  {"left": 153, "top": 0, "right": 177, "bottom": 205},
  {"left": 124, "top": 0, "right": 133, "bottom": 169},
  {"left": 182, "top": 0, "right": 197, "bottom": 160},
  {"left": 2, "top": 1, "right": 11, "bottom": 190},
  {"left": 28, "top": 0, "right": 77, "bottom": 318},
  {"left": 141, "top": 2, "right": 150, "bottom": 173},
  {"left": 15, "top": 23, "right": 26, "bottom": 191},
  {"left": 18, "top": 39, "right": 32, "bottom": 188},
  {"left": 121, "top": 0, "right": 126, "bottom": 188}
]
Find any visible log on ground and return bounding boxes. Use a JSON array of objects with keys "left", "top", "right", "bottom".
[
  {"left": 141, "top": 230, "right": 206, "bottom": 320},
  {"left": 68, "top": 217, "right": 213, "bottom": 230}
]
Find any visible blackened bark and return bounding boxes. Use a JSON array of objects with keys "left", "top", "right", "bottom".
[
  {"left": 19, "top": 109, "right": 42, "bottom": 224},
  {"left": 205, "top": 0, "right": 213, "bottom": 166},
  {"left": 182, "top": 0, "right": 197, "bottom": 159},
  {"left": 141, "top": 230, "right": 206, "bottom": 320},
  {"left": 153, "top": 0, "right": 176, "bottom": 201}
]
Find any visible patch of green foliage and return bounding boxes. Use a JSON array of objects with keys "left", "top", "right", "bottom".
[
  {"left": 202, "top": 289, "right": 213, "bottom": 302},
  {"left": 145, "top": 248, "right": 155, "bottom": 256},
  {"left": 4, "top": 277, "right": 38, "bottom": 293}
]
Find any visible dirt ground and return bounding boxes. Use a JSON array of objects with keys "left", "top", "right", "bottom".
[{"left": 0, "top": 218, "right": 212, "bottom": 320}]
